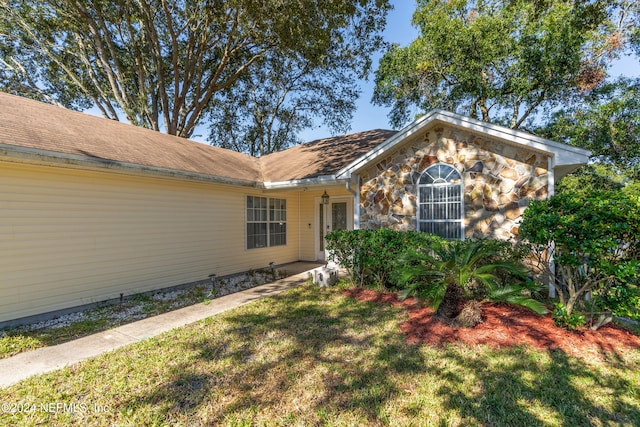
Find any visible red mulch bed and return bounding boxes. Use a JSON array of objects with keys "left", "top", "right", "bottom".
[{"left": 343, "top": 288, "right": 640, "bottom": 359}]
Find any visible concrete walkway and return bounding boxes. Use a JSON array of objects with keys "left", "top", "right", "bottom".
[{"left": 0, "top": 262, "right": 324, "bottom": 388}]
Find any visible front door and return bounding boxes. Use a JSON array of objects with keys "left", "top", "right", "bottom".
[{"left": 316, "top": 197, "right": 352, "bottom": 261}]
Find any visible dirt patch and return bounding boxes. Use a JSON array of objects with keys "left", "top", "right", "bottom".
[{"left": 343, "top": 288, "right": 640, "bottom": 359}]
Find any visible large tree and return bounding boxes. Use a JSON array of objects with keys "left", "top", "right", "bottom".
[
  {"left": 373, "top": 0, "right": 637, "bottom": 130},
  {"left": 207, "top": 52, "right": 359, "bottom": 156},
  {"left": 536, "top": 76, "right": 640, "bottom": 205},
  {"left": 0, "top": 0, "right": 389, "bottom": 138},
  {"left": 539, "top": 77, "right": 640, "bottom": 171}
]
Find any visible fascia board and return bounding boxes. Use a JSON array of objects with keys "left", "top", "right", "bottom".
[
  {"left": 334, "top": 111, "right": 439, "bottom": 179},
  {"left": 336, "top": 109, "right": 591, "bottom": 178},
  {"left": 262, "top": 175, "right": 349, "bottom": 190},
  {"left": 0, "top": 143, "right": 260, "bottom": 187}
]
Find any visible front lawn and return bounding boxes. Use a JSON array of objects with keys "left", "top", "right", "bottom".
[{"left": 1, "top": 282, "right": 639, "bottom": 426}]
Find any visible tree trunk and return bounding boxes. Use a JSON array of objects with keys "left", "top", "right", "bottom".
[
  {"left": 437, "top": 283, "right": 463, "bottom": 320},
  {"left": 590, "top": 313, "right": 613, "bottom": 331}
]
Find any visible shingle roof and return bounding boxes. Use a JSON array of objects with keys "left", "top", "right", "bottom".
[
  {"left": 0, "top": 93, "right": 396, "bottom": 184},
  {"left": 0, "top": 93, "right": 261, "bottom": 182},
  {"left": 260, "top": 129, "right": 398, "bottom": 182}
]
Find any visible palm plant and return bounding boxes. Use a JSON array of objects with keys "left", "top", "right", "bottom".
[{"left": 397, "top": 239, "right": 547, "bottom": 323}]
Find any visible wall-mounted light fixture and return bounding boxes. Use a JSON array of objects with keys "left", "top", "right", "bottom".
[{"left": 321, "top": 190, "right": 330, "bottom": 205}]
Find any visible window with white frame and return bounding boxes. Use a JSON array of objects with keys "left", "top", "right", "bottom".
[
  {"left": 417, "top": 164, "right": 464, "bottom": 239},
  {"left": 246, "top": 196, "right": 287, "bottom": 249},
  {"left": 269, "top": 197, "right": 287, "bottom": 246}
]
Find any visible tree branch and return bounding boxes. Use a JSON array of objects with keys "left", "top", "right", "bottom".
[
  {"left": 71, "top": 0, "right": 132, "bottom": 116},
  {"left": 123, "top": 1, "right": 158, "bottom": 131},
  {"left": 513, "top": 90, "right": 546, "bottom": 129},
  {"left": 2, "top": 4, "right": 110, "bottom": 115},
  {"left": 73, "top": 34, "right": 120, "bottom": 119},
  {"left": 139, "top": 0, "right": 170, "bottom": 133}
]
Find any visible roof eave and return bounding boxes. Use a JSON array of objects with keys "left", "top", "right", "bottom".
[
  {"left": 262, "top": 175, "right": 350, "bottom": 191},
  {"left": 0, "top": 143, "right": 260, "bottom": 188},
  {"left": 336, "top": 109, "right": 592, "bottom": 178},
  {"left": 554, "top": 163, "right": 587, "bottom": 180}
]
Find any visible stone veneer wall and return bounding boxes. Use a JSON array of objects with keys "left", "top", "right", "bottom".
[{"left": 359, "top": 126, "right": 549, "bottom": 240}]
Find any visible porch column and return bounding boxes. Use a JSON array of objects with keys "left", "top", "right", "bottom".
[
  {"left": 547, "top": 157, "right": 556, "bottom": 298},
  {"left": 346, "top": 175, "right": 360, "bottom": 230}
]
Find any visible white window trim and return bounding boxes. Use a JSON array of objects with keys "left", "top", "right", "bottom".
[
  {"left": 246, "top": 195, "right": 287, "bottom": 250},
  {"left": 416, "top": 163, "right": 465, "bottom": 240}
]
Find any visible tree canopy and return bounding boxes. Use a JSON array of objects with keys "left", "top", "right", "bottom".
[
  {"left": 207, "top": 41, "right": 359, "bottom": 156},
  {"left": 373, "top": 0, "right": 638, "bottom": 130},
  {"left": 538, "top": 77, "right": 640, "bottom": 174},
  {"left": 1, "top": 0, "right": 390, "bottom": 139},
  {"left": 208, "top": 52, "right": 359, "bottom": 156}
]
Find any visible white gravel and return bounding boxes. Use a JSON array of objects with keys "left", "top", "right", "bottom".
[{"left": 9, "top": 268, "right": 287, "bottom": 333}]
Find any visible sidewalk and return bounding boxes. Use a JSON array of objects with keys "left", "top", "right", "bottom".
[{"left": 0, "top": 262, "right": 324, "bottom": 388}]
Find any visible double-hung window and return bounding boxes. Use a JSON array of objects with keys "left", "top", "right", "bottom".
[
  {"left": 246, "top": 196, "right": 287, "bottom": 249},
  {"left": 417, "top": 164, "right": 464, "bottom": 239}
]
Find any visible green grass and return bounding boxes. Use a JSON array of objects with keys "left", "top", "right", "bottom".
[
  {"left": 0, "top": 318, "right": 112, "bottom": 359},
  {"left": 1, "top": 282, "right": 639, "bottom": 426}
]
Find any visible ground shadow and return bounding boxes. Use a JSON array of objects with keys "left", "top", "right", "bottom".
[
  {"left": 428, "top": 345, "right": 640, "bottom": 426},
  {"left": 123, "top": 285, "right": 424, "bottom": 424},
  {"left": 120, "top": 284, "right": 640, "bottom": 425}
]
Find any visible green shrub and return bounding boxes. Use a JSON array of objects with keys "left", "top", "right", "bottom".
[
  {"left": 594, "top": 285, "right": 640, "bottom": 321},
  {"left": 520, "top": 190, "right": 640, "bottom": 329},
  {"left": 325, "top": 229, "right": 444, "bottom": 289},
  {"left": 552, "top": 303, "right": 586, "bottom": 330},
  {"left": 467, "top": 239, "right": 535, "bottom": 291}
]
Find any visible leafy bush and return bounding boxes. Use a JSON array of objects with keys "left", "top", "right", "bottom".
[
  {"left": 593, "top": 285, "right": 640, "bottom": 321},
  {"left": 468, "top": 239, "right": 536, "bottom": 291},
  {"left": 520, "top": 190, "right": 640, "bottom": 329},
  {"left": 552, "top": 303, "right": 586, "bottom": 330},
  {"left": 325, "top": 229, "right": 444, "bottom": 289}
]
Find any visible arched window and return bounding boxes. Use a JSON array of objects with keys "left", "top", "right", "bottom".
[{"left": 417, "top": 163, "right": 464, "bottom": 239}]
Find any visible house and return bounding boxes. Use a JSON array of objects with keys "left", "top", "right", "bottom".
[{"left": 0, "top": 93, "right": 590, "bottom": 325}]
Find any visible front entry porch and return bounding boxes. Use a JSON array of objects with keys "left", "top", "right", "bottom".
[{"left": 314, "top": 195, "right": 354, "bottom": 261}]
